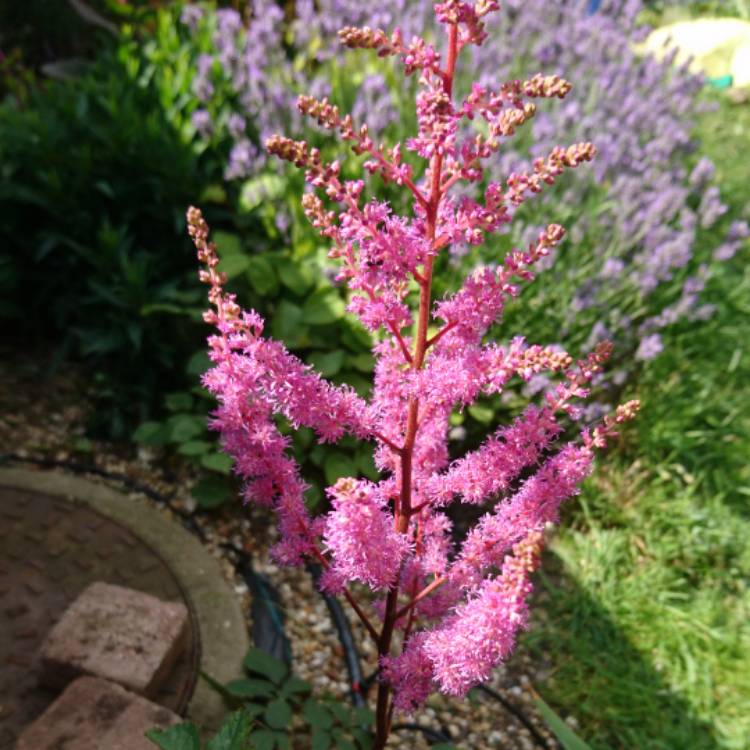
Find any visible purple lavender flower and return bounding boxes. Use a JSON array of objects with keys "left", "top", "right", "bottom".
[
  {"left": 225, "top": 139, "right": 259, "bottom": 181},
  {"left": 190, "top": 108, "right": 213, "bottom": 138},
  {"left": 636, "top": 334, "right": 664, "bottom": 361}
]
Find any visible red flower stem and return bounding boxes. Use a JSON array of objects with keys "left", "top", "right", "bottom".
[
  {"left": 372, "top": 21, "right": 459, "bottom": 750},
  {"left": 394, "top": 575, "right": 447, "bottom": 621}
]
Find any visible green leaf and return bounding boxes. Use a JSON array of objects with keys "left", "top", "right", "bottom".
[
  {"left": 280, "top": 675, "right": 311, "bottom": 697},
  {"left": 350, "top": 353, "right": 375, "bottom": 373},
  {"left": 191, "top": 475, "right": 230, "bottom": 509},
  {"left": 271, "top": 300, "right": 303, "bottom": 344},
  {"left": 534, "top": 696, "right": 592, "bottom": 750},
  {"left": 248, "top": 729, "right": 277, "bottom": 750},
  {"left": 218, "top": 253, "right": 251, "bottom": 280},
  {"left": 146, "top": 723, "right": 201, "bottom": 750},
  {"left": 467, "top": 404, "right": 494, "bottom": 424},
  {"left": 308, "top": 350, "right": 345, "bottom": 377},
  {"left": 239, "top": 174, "right": 286, "bottom": 212},
  {"left": 430, "top": 745, "right": 458, "bottom": 750},
  {"left": 356, "top": 447, "right": 379, "bottom": 481},
  {"left": 165, "top": 392, "right": 194, "bottom": 412},
  {"left": 324, "top": 452, "right": 357, "bottom": 485},
  {"left": 277, "top": 258, "right": 314, "bottom": 296},
  {"left": 201, "top": 452, "right": 234, "bottom": 475},
  {"left": 352, "top": 728, "right": 374, "bottom": 749},
  {"left": 206, "top": 709, "right": 254, "bottom": 750},
  {"left": 199, "top": 184, "right": 227, "bottom": 204},
  {"left": 352, "top": 707, "right": 375, "bottom": 726},
  {"left": 167, "top": 414, "right": 205, "bottom": 443},
  {"left": 133, "top": 421, "right": 166, "bottom": 446},
  {"left": 246, "top": 255, "right": 279, "bottom": 297},
  {"left": 177, "top": 440, "right": 212, "bottom": 457},
  {"left": 224, "top": 678, "right": 276, "bottom": 699},
  {"left": 303, "top": 699, "right": 334, "bottom": 730},
  {"left": 311, "top": 730, "right": 332, "bottom": 750},
  {"left": 327, "top": 702, "right": 349, "bottom": 723},
  {"left": 213, "top": 231, "right": 243, "bottom": 256},
  {"left": 264, "top": 698, "right": 292, "bottom": 730},
  {"left": 243, "top": 647, "right": 288, "bottom": 684},
  {"left": 186, "top": 350, "right": 212, "bottom": 376},
  {"left": 302, "top": 290, "right": 346, "bottom": 325}
]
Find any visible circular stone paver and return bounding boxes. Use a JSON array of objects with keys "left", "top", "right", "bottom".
[{"left": 0, "top": 467, "right": 249, "bottom": 744}]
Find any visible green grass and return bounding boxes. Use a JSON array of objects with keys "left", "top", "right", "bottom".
[{"left": 524, "top": 93, "right": 750, "bottom": 749}]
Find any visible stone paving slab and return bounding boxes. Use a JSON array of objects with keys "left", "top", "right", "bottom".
[
  {"left": 40, "top": 581, "right": 188, "bottom": 696},
  {"left": 0, "top": 467, "right": 250, "bottom": 735},
  {"left": 15, "top": 676, "right": 180, "bottom": 750}
]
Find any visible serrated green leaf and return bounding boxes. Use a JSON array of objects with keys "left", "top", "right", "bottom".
[
  {"left": 186, "top": 350, "right": 212, "bottom": 376},
  {"left": 246, "top": 254, "right": 279, "bottom": 296},
  {"left": 146, "top": 723, "right": 201, "bottom": 750},
  {"left": 165, "top": 392, "right": 194, "bottom": 412},
  {"left": 201, "top": 452, "right": 233, "bottom": 474},
  {"left": 308, "top": 350, "right": 345, "bottom": 377},
  {"left": 218, "top": 253, "right": 251, "bottom": 280},
  {"left": 224, "top": 677, "right": 276, "bottom": 699},
  {"left": 303, "top": 699, "right": 333, "bottom": 730},
  {"left": 311, "top": 729, "right": 332, "bottom": 750},
  {"left": 277, "top": 258, "right": 314, "bottom": 296},
  {"left": 239, "top": 174, "right": 286, "bottom": 212},
  {"left": 352, "top": 728, "right": 374, "bottom": 749},
  {"left": 324, "top": 452, "right": 357, "bottom": 485},
  {"left": 177, "top": 440, "right": 212, "bottom": 457},
  {"left": 356, "top": 447, "right": 379, "bottom": 481},
  {"left": 167, "top": 414, "right": 205, "bottom": 443},
  {"left": 467, "top": 403, "right": 494, "bottom": 424},
  {"left": 303, "top": 290, "right": 346, "bottom": 325},
  {"left": 249, "top": 729, "right": 277, "bottom": 750},
  {"left": 271, "top": 300, "right": 303, "bottom": 344},
  {"left": 206, "top": 709, "right": 254, "bottom": 750},
  {"left": 352, "top": 707, "right": 375, "bottom": 726},
  {"left": 133, "top": 421, "right": 166, "bottom": 445},
  {"left": 534, "top": 696, "right": 592, "bottom": 750},
  {"left": 264, "top": 698, "right": 292, "bottom": 730},
  {"left": 350, "top": 353, "right": 375, "bottom": 372},
  {"left": 243, "top": 647, "right": 288, "bottom": 684},
  {"left": 280, "top": 675, "right": 311, "bottom": 697},
  {"left": 328, "top": 702, "right": 349, "bottom": 723},
  {"left": 213, "top": 231, "right": 242, "bottom": 255},
  {"left": 191, "top": 475, "right": 230, "bottom": 509}
]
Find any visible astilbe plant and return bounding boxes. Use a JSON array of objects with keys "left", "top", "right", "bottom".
[{"left": 187, "top": 3, "right": 639, "bottom": 746}]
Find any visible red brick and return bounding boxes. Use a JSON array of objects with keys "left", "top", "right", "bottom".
[
  {"left": 40, "top": 581, "right": 188, "bottom": 696},
  {"left": 16, "top": 676, "right": 180, "bottom": 750}
]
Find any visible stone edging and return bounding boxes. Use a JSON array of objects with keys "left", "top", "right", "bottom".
[{"left": 0, "top": 466, "right": 249, "bottom": 731}]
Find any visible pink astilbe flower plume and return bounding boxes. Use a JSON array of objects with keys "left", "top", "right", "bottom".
[{"left": 188, "top": 3, "right": 639, "bottom": 746}]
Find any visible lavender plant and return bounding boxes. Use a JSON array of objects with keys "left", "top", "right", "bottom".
[
  {"left": 180, "top": 0, "right": 747, "bottom": 408},
  {"left": 188, "top": 3, "right": 638, "bottom": 747}
]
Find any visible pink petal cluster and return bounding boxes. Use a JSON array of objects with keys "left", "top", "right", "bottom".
[
  {"left": 422, "top": 530, "right": 544, "bottom": 696},
  {"left": 189, "top": 1, "right": 640, "bottom": 736},
  {"left": 321, "top": 478, "right": 411, "bottom": 591}
]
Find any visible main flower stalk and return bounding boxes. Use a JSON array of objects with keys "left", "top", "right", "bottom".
[{"left": 189, "top": 3, "right": 640, "bottom": 748}]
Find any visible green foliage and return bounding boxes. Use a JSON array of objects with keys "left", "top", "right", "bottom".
[
  {"left": 153, "top": 649, "right": 375, "bottom": 749},
  {"left": 521, "top": 92, "right": 750, "bottom": 750},
  {"left": 0, "top": 39, "right": 216, "bottom": 435},
  {"left": 147, "top": 710, "right": 253, "bottom": 750},
  {"left": 534, "top": 696, "right": 593, "bottom": 750}
]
